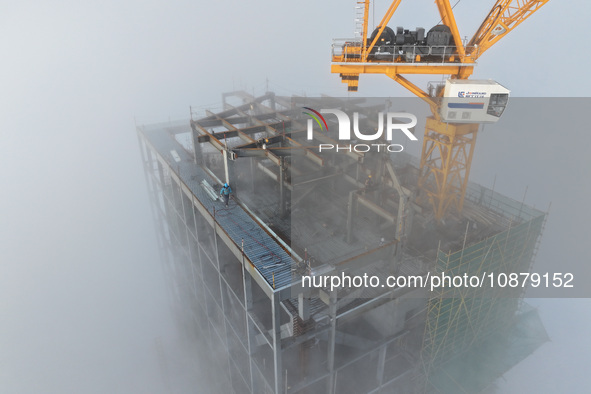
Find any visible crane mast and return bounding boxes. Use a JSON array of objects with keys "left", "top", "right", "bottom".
[{"left": 331, "top": 0, "right": 549, "bottom": 220}]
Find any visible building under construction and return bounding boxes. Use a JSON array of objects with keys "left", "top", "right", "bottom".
[{"left": 136, "top": 91, "right": 548, "bottom": 394}]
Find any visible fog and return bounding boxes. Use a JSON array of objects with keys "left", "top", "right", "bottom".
[{"left": 1, "top": 0, "right": 590, "bottom": 393}]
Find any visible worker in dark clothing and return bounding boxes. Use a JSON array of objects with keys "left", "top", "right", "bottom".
[{"left": 220, "top": 182, "right": 232, "bottom": 207}]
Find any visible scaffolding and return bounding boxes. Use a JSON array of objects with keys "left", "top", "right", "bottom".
[{"left": 421, "top": 184, "right": 547, "bottom": 391}]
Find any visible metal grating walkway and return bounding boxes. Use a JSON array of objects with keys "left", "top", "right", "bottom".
[{"left": 142, "top": 124, "right": 294, "bottom": 290}]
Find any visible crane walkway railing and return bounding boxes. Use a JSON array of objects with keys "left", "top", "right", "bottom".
[{"left": 331, "top": 39, "right": 479, "bottom": 64}]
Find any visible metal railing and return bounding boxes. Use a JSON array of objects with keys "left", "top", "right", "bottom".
[{"left": 331, "top": 39, "right": 479, "bottom": 64}]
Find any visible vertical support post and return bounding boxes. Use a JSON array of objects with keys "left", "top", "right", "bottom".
[
  {"left": 212, "top": 207, "right": 232, "bottom": 385},
  {"left": 241, "top": 239, "right": 257, "bottom": 393},
  {"left": 395, "top": 194, "right": 406, "bottom": 242},
  {"left": 326, "top": 289, "right": 338, "bottom": 394},
  {"left": 346, "top": 191, "right": 356, "bottom": 244},
  {"left": 192, "top": 126, "right": 201, "bottom": 164},
  {"left": 298, "top": 293, "right": 310, "bottom": 320},
  {"left": 279, "top": 157, "right": 285, "bottom": 216},
  {"left": 250, "top": 157, "right": 256, "bottom": 193},
  {"left": 223, "top": 149, "right": 230, "bottom": 185},
  {"left": 376, "top": 345, "right": 387, "bottom": 388},
  {"left": 271, "top": 294, "right": 283, "bottom": 394},
  {"left": 155, "top": 158, "right": 176, "bottom": 247},
  {"left": 156, "top": 158, "right": 165, "bottom": 189}
]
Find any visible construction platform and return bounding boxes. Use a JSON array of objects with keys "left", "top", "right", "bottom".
[{"left": 137, "top": 92, "right": 547, "bottom": 393}]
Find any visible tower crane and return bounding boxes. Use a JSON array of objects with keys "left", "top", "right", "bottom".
[{"left": 331, "top": 0, "right": 550, "bottom": 221}]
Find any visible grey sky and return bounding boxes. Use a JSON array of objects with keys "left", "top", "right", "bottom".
[{"left": 1, "top": 0, "right": 590, "bottom": 393}]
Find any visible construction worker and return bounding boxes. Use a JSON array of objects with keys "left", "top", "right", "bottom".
[
  {"left": 364, "top": 174, "right": 373, "bottom": 190},
  {"left": 220, "top": 182, "right": 232, "bottom": 208}
]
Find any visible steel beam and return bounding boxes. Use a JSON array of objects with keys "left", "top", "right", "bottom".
[
  {"left": 357, "top": 194, "right": 397, "bottom": 223},
  {"left": 326, "top": 289, "right": 338, "bottom": 394},
  {"left": 271, "top": 294, "right": 283, "bottom": 394}
]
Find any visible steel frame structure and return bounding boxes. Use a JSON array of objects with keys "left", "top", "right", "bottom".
[
  {"left": 137, "top": 93, "right": 428, "bottom": 393},
  {"left": 137, "top": 92, "right": 547, "bottom": 393}
]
